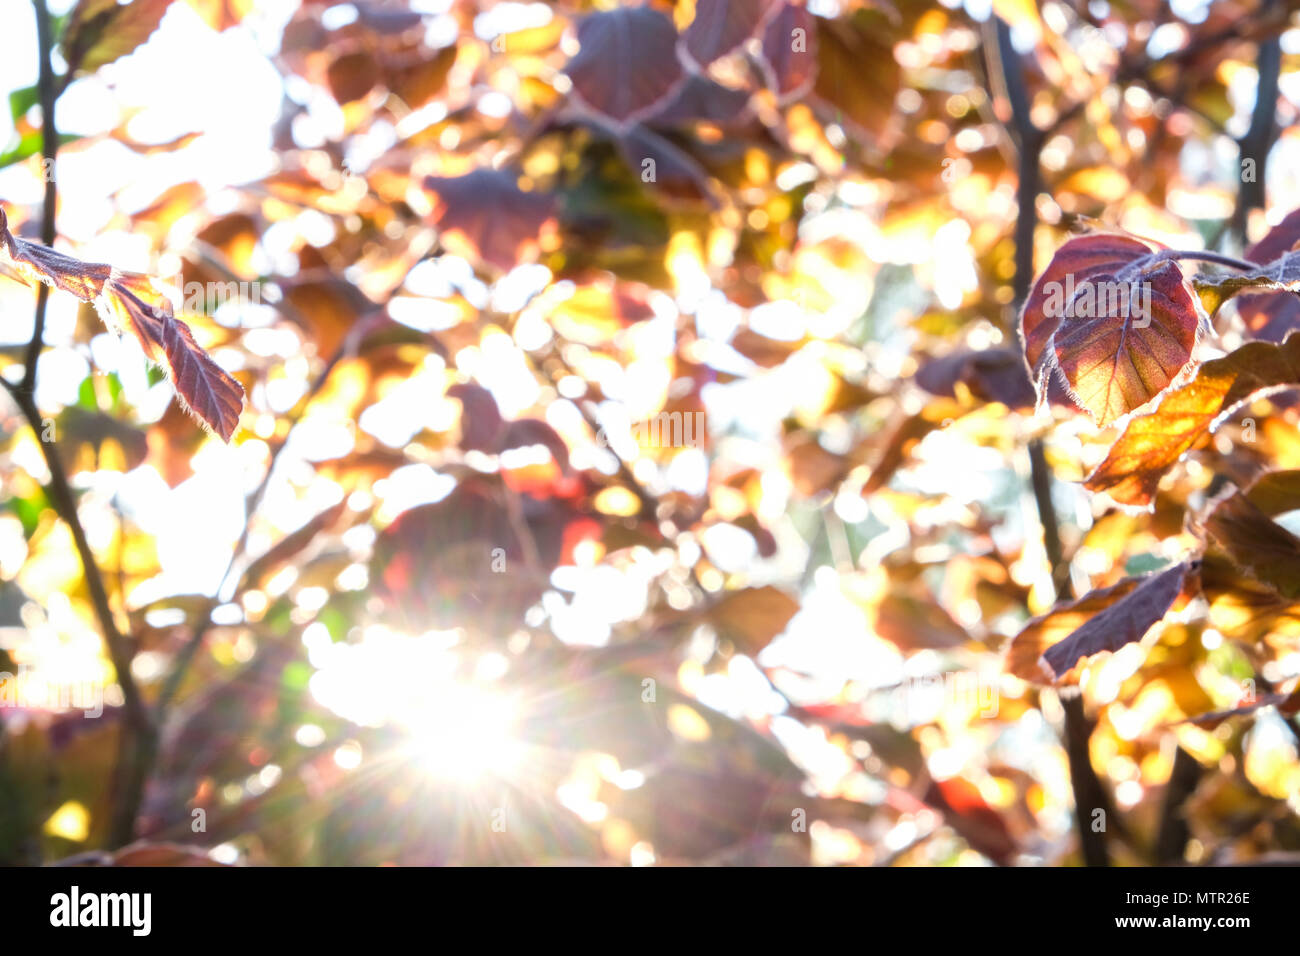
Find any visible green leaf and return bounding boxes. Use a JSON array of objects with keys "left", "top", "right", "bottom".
[{"left": 8, "top": 85, "right": 40, "bottom": 124}]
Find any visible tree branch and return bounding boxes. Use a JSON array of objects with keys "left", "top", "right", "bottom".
[
  {"left": 1229, "top": 16, "right": 1282, "bottom": 248},
  {"left": 22, "top": 0, "right": 58, "bottom": 395},
  {"left": 985, "top": 13, "right": 1114, "bottom": 867},
  {"left": 3, "top": 0, "right": 156, "bottom": 851},
  {"left": 1154, "top": 745, "right": 1202, "bottom": 863},
  {"left": 0, "top": 380, "right": 156, "bottom": 847}
]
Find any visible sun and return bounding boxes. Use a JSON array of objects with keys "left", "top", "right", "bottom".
[
  {"left": 403, "top": 684, "right": 524, "bottom": 781},
  {"left": 307, "top": 625, "right": 527, "bottom": 783}
]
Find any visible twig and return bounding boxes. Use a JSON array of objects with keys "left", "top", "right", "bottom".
[
  {"left": 22, "top": 0, "right": 58, "bottom": 395},
  {"left": 1160, "top": 250, "right": 1257, "bottom": 272},
  {"left": 14, "top": 0, "right": 54, "bottom": 355},
  {"left": 1229, "top": 16, "right": 1282, "bottom": 248},
  {"left": 154, "top": 344, "right": 346, "bottom": 719}
]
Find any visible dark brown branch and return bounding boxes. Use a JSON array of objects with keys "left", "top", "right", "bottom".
[
  {"left": 22, "top": 0, "right": 58, "bottom": 394},
  {"left": 1154, "top": 745, "right": 1202, "bottom": 863},
  {"left": 0, "top": 381, "right": 156, "bottom": 847},
  {"left": 985, "top": 14, "right": 1114, "bottom": 868},
  {"left": 4, "top": 0, "right": 156, "bottom": 851},
  {"left": 1229, "top": 20, "right": 1282, "bottom": 247}
]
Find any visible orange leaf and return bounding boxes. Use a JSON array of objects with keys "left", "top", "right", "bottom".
[
  {"left": 1021, "top": 234, "right": 1200, "bottom": 426},
  {"left": 1086, "top": 335, "right": 1300, "bottom": 507}
]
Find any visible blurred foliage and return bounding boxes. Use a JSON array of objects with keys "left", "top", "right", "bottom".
[{"left": 0, "top": 0, "right": 1298, "bottom": 867}]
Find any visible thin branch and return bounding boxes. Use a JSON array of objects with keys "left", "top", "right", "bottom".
[
  {"left": 1230, "top": 17, "right": 1282, "bottom": 248},
  {"left": 1160, "top": 250, "right": 1258, "bottom": 272},
  {"left": 985, "top": 13, "right": 1113, "bottom": 868},
  {"left": 154, "top": 343, "right": 346, "bottom": 719},
  {"left": 4, "top": 0, "right": 156, "bottom": 851},
  {"left": 22, "top": 0, "right": 59, "bottom": 394},
  {"left": 0, "top": 380, "right": 156, "bottom": 847}
]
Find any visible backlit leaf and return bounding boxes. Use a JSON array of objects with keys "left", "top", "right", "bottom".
[
  {"left": 1086, "top": 335, "right": 1300, "bottom": 507},
  {"left": 707, "top": 585, "right": 800, "bottom": 654},
  {"left": 1005, "top": 577, "right": 1140, "bottom": 684},
  {"left": 1039, "top": 562, "right": 1195, "bottom": 680},
  {"left": 761, "top": 3, "right": 818, "bottom": 101},
  {"left": 1021, "top": 234, "right": 1200, "bottom": 426},
  {"left": 1205, "top": 490, "right": 1300, "bottom": 600},
  {"left": 0, "top": 207, "right": 243, "bottom": 440},
  {"left": 62, "top": 0, "right": 177, "bottom": 75},
  {"left": 424, "top": 169, "right": 557, "bottom": 272},
  {"left": 682, "top": 0, "right": 781, "bottom": 69},
  {"left": 567, "top": 7, "right": 686, "bottom": 129}
]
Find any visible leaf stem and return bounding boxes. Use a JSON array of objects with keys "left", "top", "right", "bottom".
[{"left": 1162, "top": 250, "right": 1258, "bottom": 272}]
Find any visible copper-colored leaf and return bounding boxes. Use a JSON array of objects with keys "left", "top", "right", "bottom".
[
  {"left": 63, "top": 0, "right": 177, "bottom": 75},
  {"left": 372, "top": 478, "right": 576, "bottom": 631},
  {"left": 761, "top": 3, "right": 818, "bottom": 101},
  {"left": 424, "top": 169, "right": 557, "bottom": 272},
  {"left": 1202, "top": 551, "right": 1300, "bottom": 649},
  {"left": 683, "top": 0, "right": 781, "bottom": 69},
  {"left": 914, "top": 347, "right": 1036, "bottom": 409},
  {"left": 1039, "top": 562, "right": 1195, "bottom": 681},
  {"left": 327, "top": 50, "right": 380, "bottom": 104},
  {"left": 873, "top": 592, "right": 969, "bottom": 651},
  {"left": 1005, "top": 577, "right": 1141, "bottom": 684},
  {"left": 448, "top": 382, "right": 506, "bottom": 452},
  {"left": 923, "top": 775, "right": 1018, "bottom": 866},
  {"left": 708, "top": 585, "right": 800, "bottom": 654},
  {"left": 811, "top": 11, "right": 900, "bottom": 145},
  {"left": 0, "top": 207, "right": 243, "bottom": 440},
  {"left": 1205, "top": 491, "right": 1300, "bottom": 600},
  {"left": 651, "top": 75, "right": 753, "bottom": 128},
  {"left": 1242, "top": 469, "right": 1300, "bottom": 516},
  {"left": 618, "top": 126, "right": 717, "bottom": 205},
  {"left": 1022, "top": 234, "right": 1200, "bottom": 426},
  {"left": 1086, "top": 335, "right": 1300, "bottom": 507},
  {"left": 566, "top": 7, "right": 686, "bottom": 128},
  {"left": 383, "top": 44, "right": 457, "bottom": 110}
]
